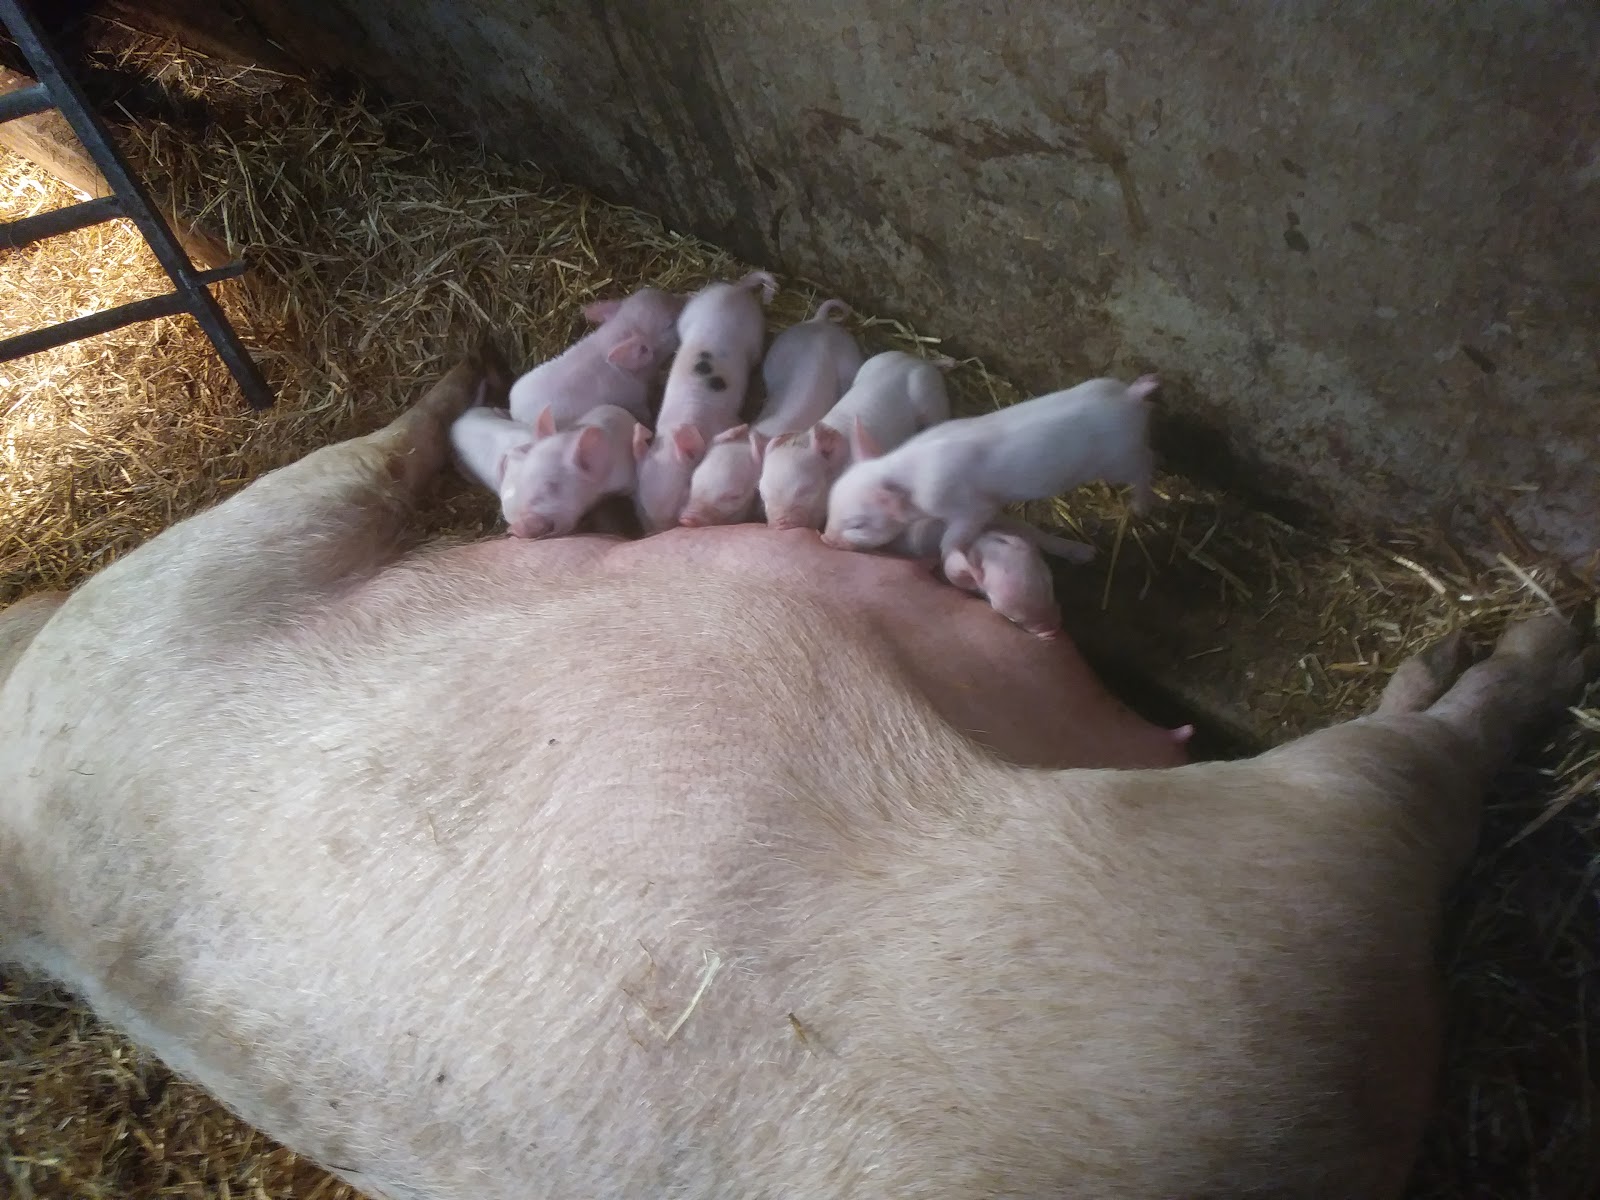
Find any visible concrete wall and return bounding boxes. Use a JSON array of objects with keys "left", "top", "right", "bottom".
[{"left": 168, "top": 0, "right": 1600, "bottom": 565}]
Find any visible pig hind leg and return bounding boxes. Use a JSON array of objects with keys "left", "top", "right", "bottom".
[{"left": 1422, "top": 613, "right": 1589, "bottom": 775}]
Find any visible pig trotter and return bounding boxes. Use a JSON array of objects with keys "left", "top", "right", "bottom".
[
  {"left": 1376, "top": 629, "right": 1477, "bottom": 715},
  {"left": 1426, "top": 612, "right": 1591, "bottom": 772}
]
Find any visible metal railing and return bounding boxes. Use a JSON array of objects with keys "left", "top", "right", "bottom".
[{"left": 0, "top": 0, "right": 273, "bottom": 409}]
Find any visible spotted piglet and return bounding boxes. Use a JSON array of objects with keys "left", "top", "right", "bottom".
[
  {"left": 680, "top": 298, "right": 863, "bottom": 528},
  {"left": 635, "top": 271, "right": 777, "bottom": 532}
]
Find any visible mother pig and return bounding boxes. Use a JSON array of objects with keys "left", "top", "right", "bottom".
[{"left": 0, "top": 351, "right": 1587, "bottom": 1200}]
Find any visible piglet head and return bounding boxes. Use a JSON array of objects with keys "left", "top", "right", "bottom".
[
  {"left": 757, "top": 430, "right": 835, "bottom": 531},
  {"left": 822, "top": 461, "right": 915, "bottom": 551},
  {"left": 589, "top": 286, "right": 687, "bottom": 377},
  {"left": 501, "top": 423, "right": 615, "bottom": 540},
  {"left": 634, "top": 424, "right": 706, "bottom": 532},
  {"left": 962, "top": 531, "right": 1061, "bottom": 639},
  {"left": 680, "top": 425, "right": 758, "bottom": 527},
  {"left": 735, "top": 270, "right": 779, "bottom": 306}
]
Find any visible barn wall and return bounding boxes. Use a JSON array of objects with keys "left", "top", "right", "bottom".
[{"left": 164, "top": 0, "right": 1600, "bottom": 564}]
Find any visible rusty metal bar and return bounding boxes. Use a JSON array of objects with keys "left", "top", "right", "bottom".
[{"left": 0, "top": 0, "right": 274, "bottom": 409}]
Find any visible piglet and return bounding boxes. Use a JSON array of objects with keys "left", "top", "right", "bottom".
[
  {"left": 823, "top": 374, "right": 1159, "bottom": 557},
  {"left": 680, "top": 298, "right": 863, "bottom": 527},
  {"left": 758, "top": 350, "right": 951, "bottom": 532},
  {"left": 942, "top": 529, "right": 1063, "bottom": 640},
  {"left": 508, "top": 286, "right": 685, "bottom": 428},
  {"left": 635, "top": 270, "right": 778, "bottom": 532},
  {"left": 452, "top": 404, "right": 647, "bottom": 539},
  {"left": 892, "top": 514, "right": 1097, "bottom": 567}
]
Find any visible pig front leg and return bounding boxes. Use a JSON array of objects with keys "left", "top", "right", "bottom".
[
  {"left": 203, "top": 348, "right": 502, "bottom": 594},
  {"left": 1263, "top": 611, "right": 1590, "bottom": 891},
  {"left": 55, "top": 344, "right": 506, "bottom": 640},
  {"left": 1422, "top": 613, "right": 1591, "bottom": 776}
]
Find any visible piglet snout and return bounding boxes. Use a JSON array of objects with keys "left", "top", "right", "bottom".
[{"left": 509, "top": 516, "right": 554, "bottom": 539}]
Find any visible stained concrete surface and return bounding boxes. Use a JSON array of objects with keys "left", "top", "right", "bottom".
[{"left": 151, "top": 0, "right": 1600, "bottom": 571}]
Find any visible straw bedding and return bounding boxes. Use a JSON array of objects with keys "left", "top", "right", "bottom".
[{"left": 1, "top": 23, "right": 1596, "bottom": 1200}]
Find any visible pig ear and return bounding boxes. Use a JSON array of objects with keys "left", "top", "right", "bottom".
[
  {"left": 534, "top": 405, "right": 557, "bottom": 439},
  {"left": 568, "top": 424, "right": 611, "bottom": 479},
  {"left": 875, "top": 480, "right": 913, "bottom": 521},
  {"left": 960, "top": 541, "right": 985, "bottom": 583},
  {"left": 671, "top": 425, "right": 707, "bottom": 463},
  {"left": 607, "top": 334, "right": 653, "bottom": 372},
  {"left": 850, "top": 416, "right": 883, "bottom": 461},
  {"left": 813, "top": 424, "right": 848, "bottom": 465},
  {"left": 748, "top": 428, "right": 771, "bottom": 467},
  {"left": 632, "top": 422, "right": 653, "bottom": 462},
  {"left": 712, "top": 423, "right": 750, "bottom": 446},
  {"left": 583, "top": 298, "right": 623, "bottom": 324},
  {"left": 495, "top": 442, "right": 532, "bottom": 487}
]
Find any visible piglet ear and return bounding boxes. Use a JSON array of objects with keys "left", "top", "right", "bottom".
[
  {"left": 960, "top": 541, "right": 985, "bottom": 584},
  {"left": 583, "top": 298, "right": 623, "bottom": 324},
  {"left": 534, "top": 405, "right": 557, "bottom": 439},
  {"left": 568, "top": 424, "right": 610, "bottom": 479},
  {"left": 943, "top": 547, "right": 980, "bottom": 592},
  {"left": 850, "top": 416, "right": 883, "bottom": 461},
  {"left": 876, "top": 480, "right": 913, "bottom": 521},
  {"left": 813, "top": 423, "right": 847, "bottom": 465},
  {"left": 632, "top": 422, "right": 653, "bottom": 463},
  {"left": 607, "top": 334, "right": 653, "bottom": 372},
  {"left": 671, "top": 425, "right": 707, "bottom": 464},
  {"left": 748, "top": 428, "right": 771, "bottom": 467},
  {"left": 495, "top": 442, "right": 533, "bottom": 487},
  {"left": 712, "top": 423, "right": 750, "bottom": 446}
]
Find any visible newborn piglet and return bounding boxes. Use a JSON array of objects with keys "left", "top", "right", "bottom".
[
  {"left": 508, "top": 285, "right": 685, "bottom": 428},
  {"left": 681, "top": 298, "right": 863, "bottom": 527},
  {"left": 942, "top": 528, "right": 1063, "bottom": 640},
  {"left": 891, "top": 514, "right": 1095, "bottom": 567},
  {"left": 823, "top": 374, "right": 1160, "bottom": 557},
  {"left": 452, "top": 404, "right": 647, "bottom": 539},
  {"left": 758, "top": 350, "right": 951, "bottom": 532},
  {"left": 636, "top": 270, "right": 777, "bottom": 532}
]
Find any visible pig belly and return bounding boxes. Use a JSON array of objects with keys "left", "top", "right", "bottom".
[{"left": 4, "top": 526, "right": 1411, "bottom": 1198}]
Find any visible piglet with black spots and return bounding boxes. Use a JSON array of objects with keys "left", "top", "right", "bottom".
[
  {"left": 635, "top": 271, "right": 778, "bottom": 532},
  {"left": 680, "top": 298, "right": 863, "bottom": 528}
]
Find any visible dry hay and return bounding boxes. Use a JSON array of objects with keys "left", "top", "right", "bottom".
[{"left": 1, "top": 24, "right": 1596, "bottom": 1200}]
